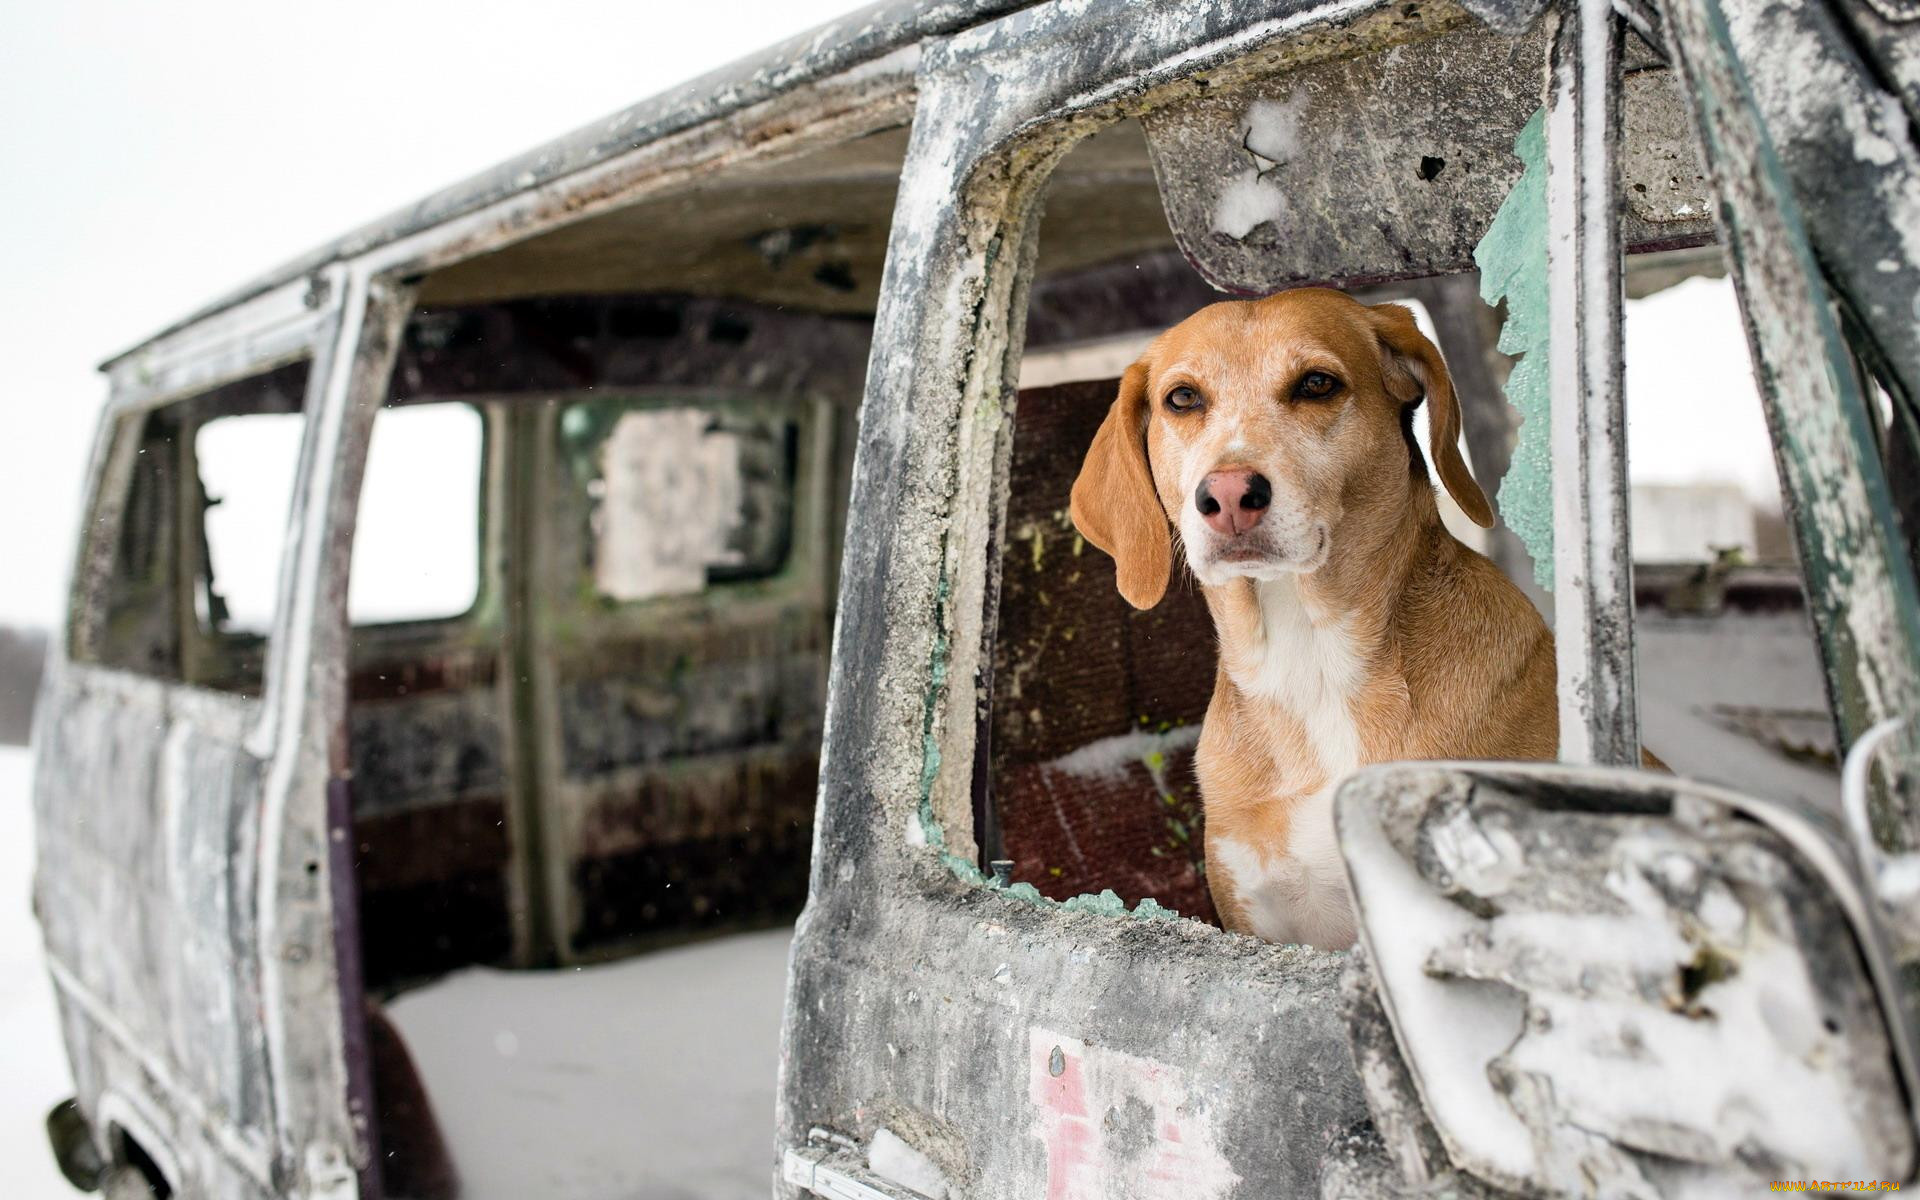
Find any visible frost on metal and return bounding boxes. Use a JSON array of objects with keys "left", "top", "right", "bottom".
[
  {"left": 1336, "top": 765, "right": 1915, "bottom": 1195},
  {"left": 1140, "top": 17, "right": 1712, "bottom": 297},
  {"left": 1474, "top": 108, "right": 1555, "bottom": 594}
]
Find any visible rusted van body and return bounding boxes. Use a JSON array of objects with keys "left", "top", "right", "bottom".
[{"left": 32, "top": 0, "right": 1920, "bottom": 1196}]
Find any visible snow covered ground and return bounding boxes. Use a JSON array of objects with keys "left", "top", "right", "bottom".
[
  {"left": 0, "top": 748, "right": 84, "bottom": 1198},
  {"left": 385, "top": 927, "right": 795, "bottom": 1200}
]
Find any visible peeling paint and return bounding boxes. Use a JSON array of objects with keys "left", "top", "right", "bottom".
[
  {"left": 1028, "top": 1028, "right": 1241, "bottom": 1200},
  {"left": 1474, "top": 107, "right": 1554, "bottom": 594}
]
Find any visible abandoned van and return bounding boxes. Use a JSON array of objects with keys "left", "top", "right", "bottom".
[{"left": 32, "top": 0, "right": 1920, "bottom": 1195}]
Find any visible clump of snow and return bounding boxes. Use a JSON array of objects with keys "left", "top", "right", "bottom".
[
  {"left": 1212, "top": 97, "right": 1306, "bottom": 239},
  {"left": 1049, "top": 726, "right": 1199, "bottom": 785},
  {"left": 1212, "top": 174, "right": 1288, "bottom": 241},
  {"left": 868, "top": 1127, "right": 950, "bottom": 1200}
]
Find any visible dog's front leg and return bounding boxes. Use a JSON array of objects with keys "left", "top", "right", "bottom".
[{"left": 1202, "top": 833, "right": 1254, "bottom": 935}]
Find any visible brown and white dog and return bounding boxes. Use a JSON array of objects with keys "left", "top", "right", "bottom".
[{"left": 1069, "top": 287, "right": 1557, "bottom": 949}]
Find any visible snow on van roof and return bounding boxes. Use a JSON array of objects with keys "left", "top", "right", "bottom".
[{"left": 106, "top": 0, "right": 1037, "bottom": 369}]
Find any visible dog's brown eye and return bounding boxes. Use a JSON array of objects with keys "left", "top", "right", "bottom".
[
  {"left": 1165, "top": 386, "right": 1202, "bottom": 413},
  {"left": 1295, "top": 371, "right": 1341, "bottom": 400}
]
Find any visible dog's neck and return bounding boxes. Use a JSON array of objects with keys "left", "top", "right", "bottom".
[{"left": 1202, "top": 480, "right": 1453, "bottom": 705}]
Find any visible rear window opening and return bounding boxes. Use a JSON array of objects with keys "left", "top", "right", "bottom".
[{"left": 563, "top": 401, "right": 798, "bottom": 603}]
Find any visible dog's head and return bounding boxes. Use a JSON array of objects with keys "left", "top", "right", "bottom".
[{"left": 1068, "top": 288, "right": 1493, "bottom": 608}]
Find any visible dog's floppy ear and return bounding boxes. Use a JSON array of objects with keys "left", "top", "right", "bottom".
[
  {"left": 1369, "top": 302, "right": 1495, "bottom": 529},
  {"left": 1070, "top": 361, "right": 1171, "bottom": 609}
]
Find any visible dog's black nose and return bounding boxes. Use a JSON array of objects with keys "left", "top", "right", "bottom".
[{"left": 1196, "top": 471, "right": 1271, "bottom": 535}]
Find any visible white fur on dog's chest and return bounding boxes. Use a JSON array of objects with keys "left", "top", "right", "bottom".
[
  {"left": 1215, "top": 577, "right": 1365, "bottom": 948},
  {"left": 1233, "top": 577, "right": 1366, "bottom": 778}
]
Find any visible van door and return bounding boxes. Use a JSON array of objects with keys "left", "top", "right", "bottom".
[{"left": 36, "top": 301, "right": 338, "bottom": 1197}]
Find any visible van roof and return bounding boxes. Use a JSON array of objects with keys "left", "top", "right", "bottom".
[{"left": 105, "top": 0, "right": 1037, "bottom": 370}]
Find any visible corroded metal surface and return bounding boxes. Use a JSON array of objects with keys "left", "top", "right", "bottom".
[
  {"left": 1546, "top": 3, "right": 1640, "bottom": 765},
  {"left": 1337, "top": 762, "right": 1915, "bottom": 1193},
  {"left": 1140, "top": 17, "right": 1712, "bottom": 296},
  {"left": 781, "top": 2, "right": 1475, "bottom": 1196},
  {"left": 1661, "top": 0, "right": 1920, "bottom": 850},
  {"left": 1718, "top": 0, "right": 1920, "bottom": 419}
]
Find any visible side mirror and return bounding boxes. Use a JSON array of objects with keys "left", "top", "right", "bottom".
[{"left": 1329, "top": 760, "right": 1919, "bottom": 1195}]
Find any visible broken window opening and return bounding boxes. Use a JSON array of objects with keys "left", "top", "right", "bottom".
[
  {"left": 74, "top": 359, "right": 311, "bottom": 697},
  {"left": 195, "top": 410, "right": 304, "bottom": 635},
  {"left": 958, "top": 33, "right": 1854, "bottom": 932}
]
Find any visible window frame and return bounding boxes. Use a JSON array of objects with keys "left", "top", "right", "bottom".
[
  {"left": 807, "top": 1, "right": 1520, "bottom": 918},
  {"left": 553, "top": 387, "right": 815, "bottom": 612},
  {"left": 70, "top": 348, "right": 320, "bottom": 706},
  {"left": 810, "top": 0, "right": 1920, "bottom": 926}
]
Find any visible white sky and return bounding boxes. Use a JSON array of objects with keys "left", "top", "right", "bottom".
[
  {"left": 0, "top": 2, "right": 1782, "bottom": 629},
  {"left": 0, "top": 0, "right": 857, "bottom": 629}
]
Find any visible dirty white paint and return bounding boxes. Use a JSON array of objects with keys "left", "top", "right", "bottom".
[
  {"left": 869, "top": 1127, "right": 952, "bottom": 1200},
  {"left": 1662, "top": 0, "right": 1920, "bottom": 849},
  {"left": 1339, "top": 794, "right": 1534, "bottom": 1182},
  {"left": 253, "top": 264, "right": 366, "bottom": 1188},
  {"left": 1472, "top": 847, "right": 1890, "bottom": 1182},
  {"left": 1724, "top": 0, "right": 1920, "bottom": 270},
  {"left": 1027, "top": 1028, "right": 1240, "bottom": 1200},
  {"left": 1342, "top": 763, "right": 1918, "bottom": 1192},
  {"left": 1544, "top": 3, "right": 1639, "bottom": 766}
]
